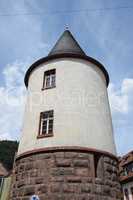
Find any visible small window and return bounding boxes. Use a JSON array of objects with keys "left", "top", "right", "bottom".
[
  {"left": 38, "top": 110, "right": 54, "bottom": 138},
  {"left": 43, "top": 69, "right": 56, "bottom": 89},
  {"left": 94, "top": 154, "right": 104, "bottom": 178}
]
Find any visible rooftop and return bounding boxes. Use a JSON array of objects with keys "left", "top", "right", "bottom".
[{"left": 49, "top": 30, "right": 86, "bottom": 56}]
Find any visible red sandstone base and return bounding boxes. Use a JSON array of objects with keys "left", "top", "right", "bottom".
[{"left": 10, "top": 148, "right": 121, "bottom": 200}]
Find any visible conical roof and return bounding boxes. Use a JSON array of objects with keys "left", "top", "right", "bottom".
[
  {"left": 24, "top": 30, "right": 109, "bottom": 87},
  {"left": 49, "top": 30, "right": 86, "bottom": 56}
]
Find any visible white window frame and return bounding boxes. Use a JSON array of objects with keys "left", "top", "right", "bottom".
[
  {"left": 39, "top": 111, "right": 54, "bottom": 137},
  {"left": 44, "top": 70, "right": 56, "bottom": 89}
]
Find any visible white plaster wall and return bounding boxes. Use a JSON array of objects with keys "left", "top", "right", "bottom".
[
  {"left": 18, "top": 58, "right": 116, "bottom": 155},
  {"left": 122, "top": 182, "right": 133, "bottom": 200}
]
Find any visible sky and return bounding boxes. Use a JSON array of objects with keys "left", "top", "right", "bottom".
[{"left": 0, "top": 0, "right": 133, "bottom": 156}]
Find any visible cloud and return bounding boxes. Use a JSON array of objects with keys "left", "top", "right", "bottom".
[
  {"left": 122, "top": 78, "right": 133, "bottom": 94},
  {"left": 0, "top": 0, "right": 50, "bottom": 70},
  {"left": 108, "top": 78, "right": 133, "bottom": 155},
  {"left": 0, "top": 1, "right": 51, "bottom": 141},
  {"left": 0, "top": 60, "right": 28, "bottom": 140},
  {"left": 108, "top": 78, "right": 133, "bottom": 114}
]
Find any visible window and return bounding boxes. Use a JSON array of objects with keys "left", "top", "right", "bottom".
[
  {"left": 131, "top": 187, "right": 133, "bottom": 200},
  {"left": 38, "top": 110, "right": 54, "bottom": 138},
  {"left": 124, "top": 189, "right": 129, "bottom": 200},
  {"left": 0, "top": 177, "right": 4, "bottom": 194},
  {"left": 43, "top": 69, "right": 56, "bottom": 89},
  {"left": 124, "top": 162, "right": 133, "bottom": 176},
  {"left": 0, "top": 177, "right": 3, "bottom": 188},
  {"left": 94, "top": 154, "right": 104, "bottom": 178}
]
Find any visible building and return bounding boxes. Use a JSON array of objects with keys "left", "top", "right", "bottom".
[
  {"left": 119, "top": 151, "right": 133, "bottom": 200},
  {"left": 0, "top": 162, "right": 8, "bottom": 194},
  {"left": 0, "top": 162, "right": 11, "bottom": 200},
  {"left": 10, "top": 30, "right": 121, "bottom": 199}
]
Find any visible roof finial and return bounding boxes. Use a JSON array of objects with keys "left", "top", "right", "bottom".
[{"left": 65, "top": 25, "right": 69, "bottom": 30}]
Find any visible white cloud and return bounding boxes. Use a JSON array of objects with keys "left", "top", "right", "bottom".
[
  {"left": 122, "top": 78, "right": 133, "bottom": 94},
  {"left": 108, "top": 79, "right": 133, "bottom": 155},
  {"left": 108, "top": 78, "right": 133, "bottom": 114},
  {"left": 0, "top": 60, "right": 28, "bottom": 140}
]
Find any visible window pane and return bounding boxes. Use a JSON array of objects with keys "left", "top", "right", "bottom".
[
  {"left": 0, "top": 177, "right": 2, "bottom": 188},
  {"left": 0, "top": 177, "right": 3, "bottom": 190},
  {"left": 42, "top": 120, "right": 47, "bottom": 134},
  {"left": 48, "top": 110, "right": 53, "bottom": 118},
  {"left": 43, "top": 112, "right": 49, "bottom": 119},
  {"left": 48, "top": 119, "right": 53, "bottom": 133},
  {"left": 51, "top": 74, "right": 55, "bottom": 87},
  {"left": 45, "top": 76, "right": 50, "bottom": 88}
]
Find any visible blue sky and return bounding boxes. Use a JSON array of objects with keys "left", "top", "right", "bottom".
[{"left": 0, "top": 0, "right": 133, "bottom": 155}]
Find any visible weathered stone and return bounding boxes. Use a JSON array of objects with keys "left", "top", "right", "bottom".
[
  {"left": 23, "top": 186, "right": 35, "bottom": 196},
  {"left": 73, "top": 159, "right": 89, "bottom": 167},
  {"left": 25, "top": 162, "right": 33, "bottom": 171},
  {"left": 19, "top": 164, "right": 25, "bottom": 172},
  {"left": 10, "top": 150, "right": 120, "bottom": 200},
  {"left": 105, "top": 163, "right": 113, "bottom": 172},
  {"left": 63, "top": 183, "right": 79, "bottom": 193},
  {"left": 75, "top": 168, "right": 88, "bottom": 176},
  {"left": 77, "top": 153, "right": 90, "bottom": 159},
  {"left": 51, "top": 176, "right": 64, "bottom": 182},
  {"left": 104, "top": 157, "right": 111, "bottom": 163},
  {"left": 18, "top": 187, "right": 25, "bottom": 196},
  {"left": 65, "top": 152, "right": 78, "bottom": 158},
  {"left": 21, "top": 198, "right": 29, "bottom": 200},
  {"left": 56, "top": 158, "right": 71, "bottom": 167},
  {"left": 37, "top": 185, "right": 47, "bottom": 193},
  {"left": 103, "top": 185, "right": 110, "bottom": 195},
  {"left": 93, "top": 184, "right": 102, "bottom": 195},
  {"left": 50, "top": 183, "right": 61, "bottom": 192},
  {"left": 39, "top": 195, "right": 48, "bottom": 200},
  {"left": 104, "top": 179, "right": 113, "bottom": 186},
  {"left": 81, "top": 183, "right": 92, "bottom": 193},
  {"left": 51, "top": 167, "right": 74, "bottom": 176},
  {"left": 17, "top": 180, "right": 25, "bottom": 188},
  {"left": 111, "top": 173, "right": 117, "bottom": 181},
  {"left": 86, "top": 194, "right": 95, "bottom": 200},
  {"left": 35, "top": 177, "right": 44, "bottom": 184},
  {"left": 66, "top": 176, "right": 82, "bottom": 183},
  {"left": 54, "top": 152, "right": 65, "bottom": 158},
  {"left": 38, "top": 153, "right": 51, "bottom": 159},
  {"left": 83, "top": 177, "right": 93, "bottom": 183},
  {"left": 95, "top": 178, "right": 103, "bottom": 185}
]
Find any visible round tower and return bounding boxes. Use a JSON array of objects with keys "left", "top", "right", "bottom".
[{"left": 11, "top": 30, "right": 121, "bottom": 200}]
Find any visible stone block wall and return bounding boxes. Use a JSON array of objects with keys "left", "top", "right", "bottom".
[{"left": 10, "top": 149, "right": 121, "bottom": 200}]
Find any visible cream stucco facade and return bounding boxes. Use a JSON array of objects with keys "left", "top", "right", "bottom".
[{"left": 18, "top": 58, "right": 116, "bottom": 155}]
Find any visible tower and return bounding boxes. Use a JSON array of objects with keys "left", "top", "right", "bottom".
[{"left": 11, "top": 30, "right": 121, "bottom": 199}]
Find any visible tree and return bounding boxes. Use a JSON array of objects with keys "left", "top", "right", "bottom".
[{"left": 0, "top": 140, "right": 18, "bottom": 171}]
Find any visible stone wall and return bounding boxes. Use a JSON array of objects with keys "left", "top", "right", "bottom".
[{"left": 10, "top": 149, "right": 121, "bottom": 200}]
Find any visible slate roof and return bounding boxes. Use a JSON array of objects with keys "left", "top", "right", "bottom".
[{"left": 49, "top": 30, "right": 85, "bottom": 56}]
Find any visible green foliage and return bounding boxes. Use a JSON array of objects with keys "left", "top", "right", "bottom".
[{"left": 0, "top": 140, "right": 18, "bottom": 171}]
